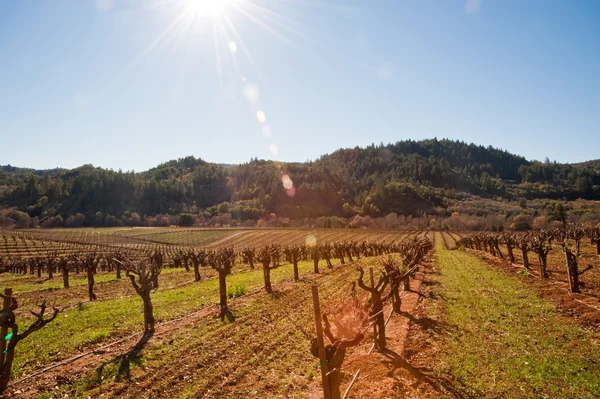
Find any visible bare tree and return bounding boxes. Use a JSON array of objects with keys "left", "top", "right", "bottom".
[
  {"left": 502, "top": 233, "right": 517, "bottom": 263},
  {"left": 530, "top": 232, "right": 552, "bottom": 279},
  {"left": 562, "top": 244, "right": 580, "bottom": 293},
  {"left": 58, "top": 256, "right": 72, "bottom": 288},
  {"left": 381, "top": 237, "right": 432, "bottom": 313},
  {"left": 519, "top": 233, "right": 530, "bottom": 269},
  {"left": 84, "top": 253, "right": 100, "bottom": 301},
  {"left": 45, "top": 252, "right": 58, "bottom": 279},
  {"left": 0, "top": 289, "right": 59, "bottom": 392},
  {"left": 590, "top": 224, "right": 600, "bottom": 255},
  {"left": 311, "top": 245, "right": 321, "bottom": 274},
  {"left": 109, "top": 250, "right": 126, "bottom": 279},
  {"left": 381, "top": 256, "right": 405, "bottom": 313},
  {"left": 310, "top": 314, "right": 365, "bottom": 399},
  {"left": 356, "top": 266, "right": 388, "bottom": 350},
  {"left": 209, "top": 248, "right": 236, "bottom": 320},
  {"left": 321, "top": 244, "right": 333, "bottom": 268},
  {"left": 188, "top": 249, "right": 206, "bottom": 282},
  {"left": 333, "top": 243, "right": 345, "bottom": 265},
  {"left": 148, "top": 250, "right": 163, "bottom": 288},
  {"left": 285, "top": 245, "right": 301, "bottom": 281},
  {"left": 258, "top": 245, "right": 277, "bottom": 293},
  {"left": 240, "top": 247, "right": 256, "bottom": 269},
  {"left": 122, "top": 258, "right": 162, "bottom": 334}
]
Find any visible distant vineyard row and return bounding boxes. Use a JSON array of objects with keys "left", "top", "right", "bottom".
[{"left": 0, "top": 228, "right": 426, "bottom": 260}]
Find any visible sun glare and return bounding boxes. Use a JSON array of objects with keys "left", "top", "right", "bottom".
[
  {"left": 133, "top": 0, "right": 316, "bottom": 161},
  {"left": 186, "top": 0, "right": 227, "bottom": 18}
]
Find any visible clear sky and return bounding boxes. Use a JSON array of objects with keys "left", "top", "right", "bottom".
[{"left": 1, "top": 0, "right": 599, "bottom": 171}]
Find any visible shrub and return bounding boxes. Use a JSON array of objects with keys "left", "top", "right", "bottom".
[
  {"left": 227, "top": 282, "right": 247, "bottom": 299},
  {"left": 179, "top": 213, "right": 195, "bottom": 226},
  {"left": 510, "top": 214, "right": 533, "bottom": 231}
]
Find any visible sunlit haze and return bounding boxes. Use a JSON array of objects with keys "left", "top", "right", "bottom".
[{"left": 0, "top": 0, "right": 599, "bottom": 171}]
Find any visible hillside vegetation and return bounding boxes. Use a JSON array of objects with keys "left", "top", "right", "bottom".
[{"left": 1, "top": 139, "right": 599, "bottom": 228}]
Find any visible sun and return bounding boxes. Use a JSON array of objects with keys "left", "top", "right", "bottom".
[{"left": 185, "top": 0, "right": 227, "bottom": 18}]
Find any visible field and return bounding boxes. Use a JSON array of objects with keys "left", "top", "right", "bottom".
[
  {"left": 1, "top": 228, "right": 420, "bottom": 259},
  {"left": 1, "top": 228, "right": 600, "bottom": 398}
]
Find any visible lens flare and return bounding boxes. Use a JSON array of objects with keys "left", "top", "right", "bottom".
[
  {"left": 228, "top": 41, "right": 238, "bottom": 52},
  {"left": 243, "top": 84, "right": 260, "bottom": 103},
  {"left": 282, "top": 174, "right": 293, "bottom": 189},
  {"left": 306, "top": 235, "right": 317, "bottom": 247},
  {"left": 256, "top": 110, "right": 266, "bottom": 123},
  {"left": 269, "top": 143, "right": 278, "bottom": 155}
]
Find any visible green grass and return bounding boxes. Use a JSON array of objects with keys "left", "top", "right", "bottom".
[
  {"left": 1, "top": 273, "right": 117, "bottom": 294},
  {"left": 32, "top": 254, "right": 379, "bottom": 399},
  {"left": 0, "top": 266, "right": 185, "bottom": 294},
  {"left": 227, "top": 281, "right": 247, "bottom": 299},
  {"left": 13, "top": 259, "right": 332, "bottom": 376},
  {"left": 432, "top": 236, "right": 600, "bottom": 398}
]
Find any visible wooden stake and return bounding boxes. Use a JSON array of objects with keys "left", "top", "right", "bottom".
[
  {"left": 369, "top": 267, "right": 377, "bottom": 350},
  {"left": 0, "top": 288, "right": 12, "bottom": 370},
  {"left": 311, "top": 285, "right": 331, "bottom": 399}
]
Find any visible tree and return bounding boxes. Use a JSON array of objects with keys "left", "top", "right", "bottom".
[
  {"left": 58, "top": 256, "right": 75, "bottom": 288},
  {"left": 356, "top": 266, "right": 388, "bottom": 350},
  {"left": 530, "top": 232, "right": 552, "bottom": 279},
  {"left": 518, "top": 198, "right": 527, "bottom": 209},
  {"left": 547, "top": 202, "right": 566, "bottom": 225},
  {"left": 241, "top": 248, "right": 256, "bottom": 269},
  {"left": 258, "top": 245, "right": 277, "bottom": 293},
  {"left": 381, "top": 256, "right": 406, "bottom": 313},
  {"left": 519, "top": 233, "right": 530, "bottom": 269},
  {"left": 122, "top": 257, "right": 163, "bottom": 333},
  {"left": 503, "top": 233, "right": 517, "bottom": 263},
  {"left": 562, "top": 244, "right": 580, "bottom": 293},
  {"left": 179, "top": 213, "right": 195, "bottom": 226},
  {"left": 0, "top": 290, "right": 59, "bottom": 392},
  {"left": 208, "top": 248, "right": 236, "bottom": 320},
  {"left": 321, "top": 244, "right": 333, "bottom": 268},
  {"left": 589, "top": 224, "right": 600, "bottom": 255},
  {"left": 333, "top": 243, "right": 345, "bottom": 265},
  {"left": 576, "top": 175, "right": 593, "bottom": 198},
  {"left": 311, "top": 245, "right": 321, "bottom": 274},
  {"left": 480, "top": 171, "right": 494, "bottom": 192},
  {"left": 109, "top": 250, "right": 126, "bottom": 279},
  {"left": 189, "top": 250, "right": 206, "bottom": 282},
  {"left": 83, "top": 253, "right": 100, "bottom": 301},
  {"left": 511, "top": 214, "right": 532, "bottom": 231},
  {"left": 45, "top": 252, "right": 57, "bottom": 279},
  {"left": 310, "top": 311, "right": 366, "bottom": 399},
  {"left": 285, "top": 245, "right": 301, "bottom": 281}
]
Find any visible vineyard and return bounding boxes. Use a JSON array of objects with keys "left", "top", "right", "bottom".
[
  {"left": 1, "top": 227, "right": 600, "bottom": 398},
  {"left": 456, "top": 224, "right": 600, "bottom": 301}
]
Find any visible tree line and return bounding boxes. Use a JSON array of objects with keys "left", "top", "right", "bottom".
[{"left": 1, "top": 139, "right": 599, "bottom": 228}]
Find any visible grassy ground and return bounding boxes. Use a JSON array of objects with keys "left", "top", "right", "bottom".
[
  {"left": 28, "top": 256, "right": 383, "bottom": 399},
  {"left": 12, "top": 259, "right": 333, "bottom": 377},
  {"left": 431, "top": 235, "right": 600, "bottom": 398},
  {"left": 4, "top": 263, "right": 260, "bottom": 311}
]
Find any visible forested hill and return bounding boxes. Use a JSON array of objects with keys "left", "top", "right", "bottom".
[
  {"left": 1, "top": 139, "right": 599, "bottom": 227},
  {"left": 573, "top": 159, "right": 600, "bottom": 173}
]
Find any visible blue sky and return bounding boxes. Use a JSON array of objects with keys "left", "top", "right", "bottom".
[{"left": 1, "top": 0, "right": 598, "bottom": 171}]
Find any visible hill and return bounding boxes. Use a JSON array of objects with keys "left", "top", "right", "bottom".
[
  {"left": 573, "top": 159, "right": 600, "bottom": 173},
  {"left": 1, "top": 139, "right": 599, "bottom": 228}
]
